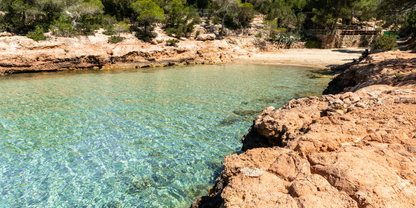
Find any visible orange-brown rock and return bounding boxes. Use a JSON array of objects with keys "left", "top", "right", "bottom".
[
  {"left": 192, "top": 52, "right": 416, "bottom": 208},
  {"left": 324, "top": 51, "right": 416, "bottom": 95},
  {"left": 0, "top": 34, "right": 288, "bottom": 75}
]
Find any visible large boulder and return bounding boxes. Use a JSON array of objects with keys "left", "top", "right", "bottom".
[
  {"left": 0, "top": 32, "right": 15, "bottom": 38},
  {"left": 197, "top": 34, "right": 216, "bottom": 41}
]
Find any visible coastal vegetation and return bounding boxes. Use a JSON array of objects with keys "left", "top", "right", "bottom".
[
  {"left": 0, "top": 0, "right": 414, "bottom": 43},
  {"left": 305, "top": 38, "right": 322, "bottom": 48},
  {"left": 373, "top": 34, "right": 398, "bottom": 50}
]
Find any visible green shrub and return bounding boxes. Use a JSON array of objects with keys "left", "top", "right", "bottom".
[
  {"left": 166, "top": 39, "right": 180, "bottom": 47},
  {"left": 264, "top": 20, "right": 278, "bottom": 30},
  {"left": 255, "top": 32, "right": 262, "bottom": 38},
  {"left": 305, "top": 38, "right": 322, "bottom": 48},
  {"left": 195, "top": 30, "right": 200, "bottom": 38},
  {"left": 165, "top": 18, "right": 196, "bottom": 38},
  {"left": 274, "top": 33, "right": 297, "bottom": 46},
  {"left": 82, "top": 23, "right": 100, "bottom": 36},
  {"left": 212, "top": 16, "right": 221, "bottom": 25},
  {"left": 115, "top": 21, "right": 130, "bottom": 35},
  {"left": 135, "top": 29, "right": 154, "bottom": 42},
  {"left": 100, "top": 14, "right": 117, "bottom": 26},
  {"left": 92, "top": 24, "right": 101, "bottom": 31},
  {"left": 399, "top": 10, "right": 416, "bottom": 36},
  {"left": 224, "top": 15, "right": 240, "bottom": 30},
  {"left": 166, "top": 27, "right": 183, "bottom": 37},
  {"left": 373, "top": 34, "right": 397, "bottom": 51},
  {"left": 108, "top": 35, "right": 125, "bottom": 44},
  {"left": 104, "top": 25, "right": 116, "bottom": 35},
  {"left": 276, "top": 28, "right": 287, "bottom": 33},
  {"left": 54, "top": 23, "right": 77, "bottom": 37},
  {"left": 26, "top": 26, "right": 46, "bottom": 41},
  {"left": 51, "top": 15, "right": 77, "bottom": 37},
  {"left": 193, "top": 15, "right": 202, "bottom": 25}
]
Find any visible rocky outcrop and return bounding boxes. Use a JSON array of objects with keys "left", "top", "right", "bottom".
[
  {"left": 0, "top": 34, "right": 278, "bottom": 75},
  {"left": 192, "top": 52, "right": 416, "bottom": 208},
  {"left": 324, "top": 51, "right": 416, "bottom": 95},
  {"left": 196, "top": 34, "right": 216, "bottom": 41}
]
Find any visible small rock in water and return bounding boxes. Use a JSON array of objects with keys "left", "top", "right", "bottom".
[{"left": 240, "top": 167, "right": 263, "bottom": 177}]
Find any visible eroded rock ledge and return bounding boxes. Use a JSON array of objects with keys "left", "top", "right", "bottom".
[
  {"left": 0, "top": 35, "right": 290, "bottom": 75},
  {"left": 191, "top": 52, "right": 416, "bottom": 208}
]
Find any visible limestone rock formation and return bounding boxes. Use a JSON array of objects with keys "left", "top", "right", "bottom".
[
  {"left": 0, "top": 35, "right": 271, "bottom": 75},
  {"left": 192, "top": 52, "right": 416, "bottom": 208},
  {"left": 196, "top": 34, "right": 216, "bottom": 41}
]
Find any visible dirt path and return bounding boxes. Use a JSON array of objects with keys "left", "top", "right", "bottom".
[{"left": 232, "top": 48, "right": 368, "bottom": 68}]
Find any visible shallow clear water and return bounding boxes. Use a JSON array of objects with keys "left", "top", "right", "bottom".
[{"left": 0, "top": 65, "right": 330, "bottom": 207}]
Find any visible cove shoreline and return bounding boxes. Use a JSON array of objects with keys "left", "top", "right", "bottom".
[
  {"left": 0, "top": 33, "right": 365, "bottom": 75},
  {"left": 191, "top": 50, "right": 416, "bottom": 208}
]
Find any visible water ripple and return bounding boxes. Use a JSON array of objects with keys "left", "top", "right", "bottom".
[{"left": 0, "top": 65, "right": 330, "bottom": 207}]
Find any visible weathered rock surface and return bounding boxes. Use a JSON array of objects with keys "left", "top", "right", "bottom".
[
  {"left": 192, "top": 52, "right": 416, "bottom": 208},
  {"left": 0, "top": 34, "right": 277, "bottom": 75},
  {"left": 196, "top": 34, "right": 216, "bottom": 41},
  {"left": 324, "top": 51, "right": 416, "bottom": 95}
]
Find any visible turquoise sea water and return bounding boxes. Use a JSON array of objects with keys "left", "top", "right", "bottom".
[{"left": 0, "top": 65, "right": 330, "bottom": 207}]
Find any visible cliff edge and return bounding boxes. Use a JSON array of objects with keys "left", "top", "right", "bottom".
[{"left": 192, "top": 51, "right": 416, "bottom": 208}]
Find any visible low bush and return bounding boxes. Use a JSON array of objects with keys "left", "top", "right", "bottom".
[
  {"left": 103, "top": 25, "right": 116, "bottom": 35},
  {"left": 305, "top": 39, "right": 322, "bottom": 48},
  {"left": 135, "top": 29, "right": 154, "bottom": 42},
  {"left": 224, "top": 15, "right": 240, "bottom": 30},
  {"left": 26, "top": 26, "right": 46, "bottom": 41},
  {"left": 166, "top": 22, "right": 195, "bottom": 38},
  {"left": 373, "top": 34, "right": 397, "bottom": 51},
  {"left": 50, "top": 16, "right": 78, "bottom": 37},
  {"left": 108, "top": 35, "right": 124, "bottom": 44},
  {"left": 166, "top": 39, "right": 180, "bottom": 47},
  {"left": 53, "top": 23, "right": 77, "bottom": 37},
  {"left": 100, "top": 14, "right": 118, "bottom": 26},
  {"left": 195, "top": 30, "right": 200, "bottom": 38},
  {"left": 166, "top": 27, "right": 183, "bottom": 38},
  {"left": 212, "top": 16, "right": 221, "bottom": 25},
  {"left": 276, "top": 28, "right": 287, "bottom": 33},
  {"left": 274, "top": 33, "right": 297, "bottom": 46},
  {"left": 255, "top": 32, "right": 262, "bottom": 38},
  {"left": 115, "top": 21, "right": 130, "bottom": 36},
  {"left": 82, "top": 23, "right": 101, "bottom": 36}
]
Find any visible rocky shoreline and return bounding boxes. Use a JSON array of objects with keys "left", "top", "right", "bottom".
[
  {"left": 0, "top": 31, "right": 307, "bottom": 75},
  {"left": 191, "top": 51, "right": 416, "bottom": 208}
]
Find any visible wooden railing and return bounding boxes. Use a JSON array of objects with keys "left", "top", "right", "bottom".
[
  {"left": 340, "top": 30, "right": 380, "bottom": 35},
  {"left": 306, "top": 29, "right": 380, "bottom": 36}
]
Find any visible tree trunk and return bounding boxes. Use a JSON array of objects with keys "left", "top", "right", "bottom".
[{"left": 220, "top": 7, "right": 229, "bottom": 36}]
